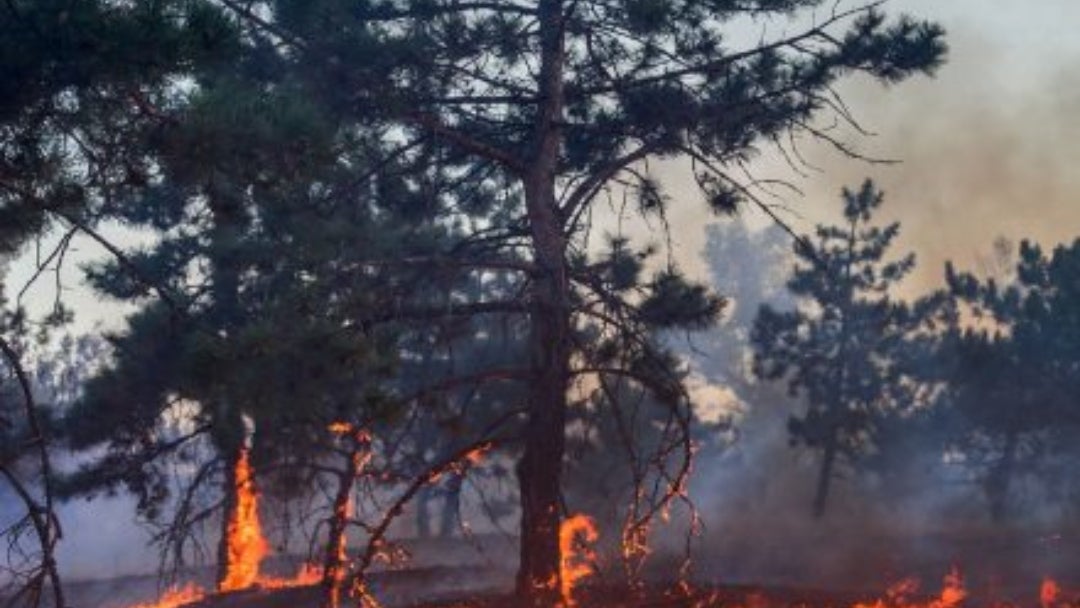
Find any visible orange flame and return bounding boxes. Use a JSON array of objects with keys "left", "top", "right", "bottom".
[
  {"left": 936, "top": 568, "right": 967, "bottom": 608},
  {"left": 328, "top": 421, "right": 352, "bottom": 435},
  {"left": 259, "top": 562, "right": 325, "bottom": 589},
  {"left": 125, "top": 564, "right": 322, "bottom": 608},
  {"left": 127, "top": 584, "right": 205, "bottom": 608},
  {"left": 559, "top": 513, "right": 599, "bottom": 607},
  {"left": 1042, "top": 578, "right": 1062, "bottom": 608},
  {"left": 219, "top": 447, "right": 270, "bottom": 592},
  {"left": 854, "top": 568, "right": 966, "bottom": 608}
]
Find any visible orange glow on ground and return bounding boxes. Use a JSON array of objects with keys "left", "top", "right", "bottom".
[
  {"left": 127, "top": 564, "right": 322, "bottom": 608},
  {"left": 854, "top": 568, "right": 966, "bottom": 608},
  {"left": 126, "top": 584, "right": 205, "bottom": 608}
]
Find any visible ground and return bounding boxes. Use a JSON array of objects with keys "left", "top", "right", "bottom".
[{"left": 55, "top": 530, "right": 1080, "bottom": 608}]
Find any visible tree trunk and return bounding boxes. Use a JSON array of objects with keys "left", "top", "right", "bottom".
[
  {"left": 515, "top": 270, "right": 570, "bottom": 603},
  {"left": 321, "top": 446, "right": 364, "bottom": 608},
  {"left": 812, "top": 434, "right": 837, "bottom": 519},
  {"left": 416, "top": 485, "right": 433, "bottom": 539},
  {"left": 438, "top": 473, "right": 464, "bottom": 538},
  {"left": 516, "top": 0, "right": 569, "bottom": 604},
  {"left": 209, "top": 186, "right": 249, "bottom": 590},
  {"left": 516, "top": 223, "right": 571, "bottom": 602},
  {"left": 987, "top": 430, "right": 1018, "bottom": 522}
]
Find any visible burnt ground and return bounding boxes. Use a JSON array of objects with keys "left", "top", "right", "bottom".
[
  {"left": 60, "top": 573, "right": 1080, "bottom": 608},
  {"left": 78, "top": 579, "right": 1080, "bottom": 608},
  {"left": 58, "top": 530, "right": 1080, "bottom": 608},
  {"left": 404, "top": 584, "right": 877, "bottom": 608},
  {"left": 61, "top": 535, "right": 517, "bottom": 608},
  {"left": 174, "top": 583, "right": 866, "bottom": 608}
]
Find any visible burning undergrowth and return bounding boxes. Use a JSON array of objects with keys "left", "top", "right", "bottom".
[{"left": 408, "top": 570, "right": 1079, "bottom": 608}]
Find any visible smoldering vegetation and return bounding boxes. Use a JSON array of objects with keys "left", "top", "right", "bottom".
[{"left": 658, "top": 219, "right": 1080, "bottom": 600}]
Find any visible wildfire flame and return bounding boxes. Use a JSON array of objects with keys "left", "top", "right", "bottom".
[
  {"left": 260, "top": 562, "right": 324, "bottom": 589},
  {"left": 559, "top": 513, "right": 600, "bottom": 607},
  {"left": 327, "top": 421, "right": 352, "bottom": 435},
  {"left": 128, "top": 564, "right": 322, "bottom": 608},
  {"left": 219, "top": 447, "right": 270, "bottom": 592},
  {"left": 330, "top": 493, "right": 352, "bottom": 579},
  {"left": 854, "top": 568, "right": 966, "bottom": 608},
  {"left": 120, "top": 447, "right": 325, "bottom": 608},
  {"left": 1042, "top": 578, "right": 1062, "bottom": 608},
  {"left": 126, "top": 584, "right": 205, "bottom": 608}
]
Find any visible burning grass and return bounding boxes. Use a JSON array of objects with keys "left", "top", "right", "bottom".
[
  {"left": 113, "top": 569, "right": 1079, "bottom": 608},
  {"left": 99, "top": 436, "right": 1079, "bottom": 608},
  {"left": 410, "top": 574, "right": 1079, "bottom": 608}
]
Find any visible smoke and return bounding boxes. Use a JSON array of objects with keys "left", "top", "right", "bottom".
[
  {"left": 643, "top": 17, "right": 1080, "bottom": 303},
  {"left": 625, "top": 14, "right": 1080, "bottom": 594},
  {"left": 793, "top": 31, "right": 1080, "bottom": 299},
  {"left": 53, "top": 494, "right": 160, "bottom": 581},
  {"left": 668, "top": 218, "right": 1080, "bottom": 599}
]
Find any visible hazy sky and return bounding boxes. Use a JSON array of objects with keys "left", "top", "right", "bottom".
[{"left": 662, "top": 0, "right": 1080, "bottom": 295}]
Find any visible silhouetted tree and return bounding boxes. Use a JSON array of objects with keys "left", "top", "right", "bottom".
[
  {"left": 752, "top": 180, "right": 917, "bottom": 518},
  {"left": 942, "top": 238, "right": 1080, "bottom": 521}
]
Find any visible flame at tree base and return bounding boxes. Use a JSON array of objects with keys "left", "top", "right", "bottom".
[
  {"left": 128, "top": 564, "right": 323, "bottom": 608},
  {"left": 219, "top": 447, "right": 269, "bottom": 592}
]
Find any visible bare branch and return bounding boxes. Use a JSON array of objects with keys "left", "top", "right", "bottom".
[{"left": 0, "top": 336, "right": 65, "bottom": 608}]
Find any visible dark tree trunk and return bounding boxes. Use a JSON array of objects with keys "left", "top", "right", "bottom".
[
  {"left": 987, "top": 430, "right": 1019, "bottom": 522},
  {"left": 438, "top": 473, "right": 464, "bottom": 538},
  {"left": 416, "top": 485, "right": 433, "bottom": 539},
  {"left": 515, "top": 0, "right": 569, "bottom": 604},
  {"left": 209, "top": 187, "right": 249, "bottom": 590},
  {"left": 321, "top": 447, "right": 363, "bottom": 608},
  {"left": 515, "top": 231, "right": 571, "bottom": 602},
  {"left": 812, "top": 434, "right": 838, "bottom": 519}
]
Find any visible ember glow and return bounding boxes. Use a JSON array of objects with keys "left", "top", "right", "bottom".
[
  {"left": 558, "top": 513, "right": 599, "bottom": 607},
  {"left": 124, "top": 448, "right": 325, "bottom": 608},
  {"left": 854, "top": 568, "right": 967, "bottom": 608},
  {"left": 219, "top": 447, "right": 269, "bottom": 592},
  {"left": 259, "top": 563, "right": 324, "bottom": 590},
  {"left": 126, "top": 584, "right": 204, "bottom": 608},
  {"left": 1042, "top": 578, "right": 1062, "bottom": 608},
  {"left": 126, "top": 564, "right": 322, "bottom": 608}
]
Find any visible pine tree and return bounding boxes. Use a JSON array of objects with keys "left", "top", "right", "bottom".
[
  {"left": 59, "top": 60, "right": 524, "bottom": 603},
  {"left": 59, "top": 78, "right": 405, "bottom": 586},
  {"left": 1, "top": 0, "right": 238, "bottom": 262},
  {"left": 942, "top": 238, "right": 1080, "bottom": 520},
  {"left": 752, "top": 180, "right": 917, "bottom": 518}
]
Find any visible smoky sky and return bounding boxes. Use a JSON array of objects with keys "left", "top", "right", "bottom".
[{"left": 656, "top": 1, "right": 1080, "bottom": 299}]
